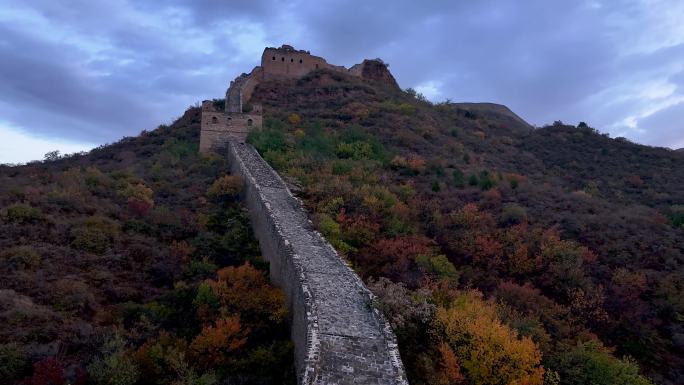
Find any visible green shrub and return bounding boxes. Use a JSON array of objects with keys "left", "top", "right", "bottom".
[
  {"left": 3, "top": 203, "right": 46, "bottom": 224},
  {"left": 212, "top": 99, "right": 225, "bottom": 110},
  {"left": 320, "top": 197, "right": 345, "bottom": 216},
  {"left": 84, "top": 166, "right": 109, "bottom": 189},
  {"left": 88, "top": 334, "right": 139, "bottom": 385},
  {"left": 206, "top": 175, "right": 243, "bottom": 199},
  {"left": 398, "top": 103, "right": 417, "bottom": 116},
  {"left": 669, "top": 205, "right": 684, "bottom": 228},
  {"left": 318, "top": 214, "right": 340, "bottom": 239},
  {"left": 263, "top": 150, "right": 289, "bottom": 170},
  {"left": 500, "top": 204, "right": 528, "bottom": 225},
  {"left": 453, "top": 169, "right": 465, "bottom": 188},
  {"left": 554, "top": 341, "right": 653, "bottom": 385},
  {"left": 468, "top": 174, "right": 479, "bottom": 186},
  {"left": 416, "top": 254, "right": 459, "bottom": 281},
  {"left": 0, "top": 343, "right": 30, "bottom": 382},
  {"left": 69, "top": 217, "right": 119, "bottom": 255},
  {"left": 184, "top": 258, "right": 218, "bottom": 279},
  {"left": 247, "top": 125, "right": 287, "bottom": 153},
  {"left": 0, "top": 246, "right": 41, "bottom": 270},
  {"left": 193, "top": 281, "right": 219, "bottom": 309},
  {"left": 331, "top": 160, "right": 354, "bottom": 175},
  {"left": 336, "top": 141, "right": 374, "bottom": 160},
  {"left": 479, "top": 170, "right": 496, "bottom": 190}
]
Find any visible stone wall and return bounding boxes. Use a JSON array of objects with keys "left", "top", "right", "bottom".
[
  {"left": 225, "top": 140, "right": 408, "bottom": 385},
  {"left": 261, "top": 45, "right": 335, "bottom": 80}
]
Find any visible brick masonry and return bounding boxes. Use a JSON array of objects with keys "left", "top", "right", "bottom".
[{"left": 225, "top": 140, "right": 408, "bottom": 385}]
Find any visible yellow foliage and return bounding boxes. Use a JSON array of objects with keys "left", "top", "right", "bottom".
[
  {"left": 435, "top": 290, "right": 544, "bottom": 385},
  {"left": 121, "top": 182, "right": 154, "bottom": 207},
  {"left": 288, "top": 113, "right": 301, "bottom": 126},
  {"left": 206, "top": 175, "right": 243, "bottom": 199}
]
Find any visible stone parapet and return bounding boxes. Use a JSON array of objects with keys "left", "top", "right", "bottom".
[{"left": 225, "top": 140, "right": 407, "bottom": 385}]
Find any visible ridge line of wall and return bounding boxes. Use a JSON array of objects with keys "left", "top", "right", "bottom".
[{"left": 225, "top": 140, "right": 407, "bottom": 385}]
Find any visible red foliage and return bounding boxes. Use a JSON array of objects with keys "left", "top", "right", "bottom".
[
  {"left": 472, "top": 234, "right": 504, "bottom": 269},
  {"left": 357, "top": 235, "right": 435, "bottom": 282},
  {"left": 23, "top": 358, "right": 65, "bottom": 385},
  {"left": 336, "top": 209, "right": 381, "bottom": 247},
  {"left": 127, "top": 197, "right": 151, "bottom": 217},
  {"left": 436, "top": 342, "right": 465, "bottom": 384},
  {"left": 627, "top": 174, "right": 645, "bottom": 188}
]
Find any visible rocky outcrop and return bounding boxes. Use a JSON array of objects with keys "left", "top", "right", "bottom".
[
  {"left": 351, "top": 59, "right": 400, "bottom": 89},
  {"left": 225, "top": 140, "right": 407, "bottom": 385}
]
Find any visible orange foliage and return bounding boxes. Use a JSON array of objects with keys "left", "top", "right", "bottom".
[
  {"left": 473, "top": 235, "right": 504, "bottom": 268},
  {"left": 209, "top": 263, "right": 288, "bottom": 324},
  {"left": 391, "top": 154, "right": 426, "bottom": 173},
  {"left": 436, "top": 342, "right": 465, "bottom": 385},
  {"left": 190, "top": 316, "right": 249, "bottom": 367}
]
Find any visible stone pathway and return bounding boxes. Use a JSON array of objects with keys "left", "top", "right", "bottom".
[{"left": 228, "top": 141, "right": 408, "bottom": 385}]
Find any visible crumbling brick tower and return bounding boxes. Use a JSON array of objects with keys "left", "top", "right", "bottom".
[{"left": 199, "top": 44, "right": 397, "bottom": 153}]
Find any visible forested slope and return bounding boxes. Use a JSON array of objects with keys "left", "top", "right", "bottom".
[
  {"left": 245, "top": 69, "right": 684, "bottom": 385},
  {"left": 0, "top": 109, "right": 295, "bottom": 385}
]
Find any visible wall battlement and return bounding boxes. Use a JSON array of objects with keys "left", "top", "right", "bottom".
[{"left": 225, "top": 140, "right": 408, "bottom": 385}]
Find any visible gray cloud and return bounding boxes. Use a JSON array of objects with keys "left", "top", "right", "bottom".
[
  {"left": 635, "top": 102, "right": 684, "bottom": 148},
  {"left": 0, "top": 0, "right": 683, "bottom": 155}
]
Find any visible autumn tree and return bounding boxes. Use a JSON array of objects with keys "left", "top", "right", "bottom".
[
  {"left": 434, "top": 290, "right": 544, "bottom": 385},
  {"left": 206, "top": 175, "right": 243, "bottom": 200},
  {"left": 190, "top": 316, "right": 249, "bottom": 368},
  {"left": 206, "top": 263, "right": 287, "bottom": 326}
]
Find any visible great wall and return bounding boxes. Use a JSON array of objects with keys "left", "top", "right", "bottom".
[{"left": 200, "top": 45, "right": 408, "bottom": 384}]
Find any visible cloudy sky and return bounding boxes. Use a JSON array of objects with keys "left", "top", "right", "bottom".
[{"left": 1, "top": 0, "right": 684, "bottom": 163}]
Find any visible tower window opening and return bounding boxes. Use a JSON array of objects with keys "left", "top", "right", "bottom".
[
  {"left": 211, "top": 116, "right": 218, "bottom": 124},
  {"left": 299, "top": 59, "right": 303, "bottom": 63},
  {"left": 281, "top": 57, "right": 285, "bottom": 62},
  {"left": 247, "top": 119, "right": 253, "bottom": 126},
  {"left": 291, "top": 58, "right": 294, "bottom": 62},
  {"left": 272, "top": 56, "right": 276, "bottom": 60}
]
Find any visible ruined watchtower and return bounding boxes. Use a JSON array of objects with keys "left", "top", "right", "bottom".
[{"left": 199, "top": 45, "right": 396, "bottom": 152}]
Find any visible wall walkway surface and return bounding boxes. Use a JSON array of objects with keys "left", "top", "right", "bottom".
[{"left": 225, "top": 140, "right": 408, "bottom": 385}]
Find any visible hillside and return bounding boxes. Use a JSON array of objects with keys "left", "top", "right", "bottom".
[
  {"left": 0, "top": 111, "right": 295, "bottom": 385},
  {"left": 2, "top": 67, "right": 683, "bottom": 385},
  {"left": 244, "top": 69, "right": 684, "bottom": 385}
]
